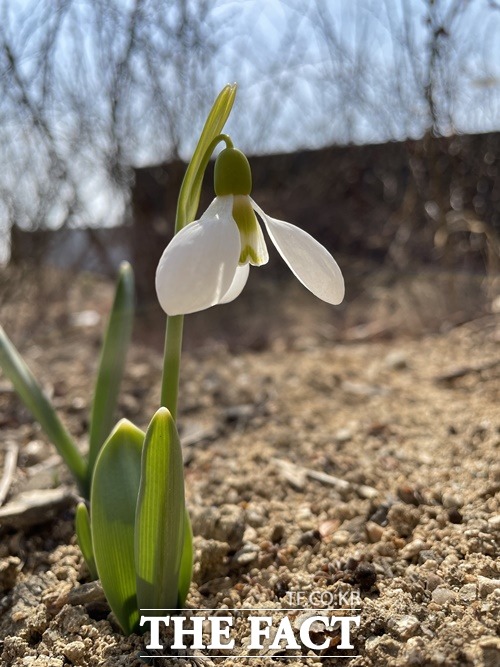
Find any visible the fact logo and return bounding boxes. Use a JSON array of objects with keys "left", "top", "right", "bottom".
[{"left": 140, "top": 604, "right": 361, "bottom": 659}]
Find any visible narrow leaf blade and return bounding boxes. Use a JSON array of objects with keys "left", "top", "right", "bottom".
[
  {"left": 0, "top": 325, "right": 87, "bottom": 493},
  {"left": 91, "top": 419, "right": 144, "bottom": 635},
  {"left": 88, "top": 261, "right": 135, "bottom": 481},
  {"left": 135, "top": 407, "right": 185, "bottom": 611},
  {"left": 75, "top": 502, "right": 98, "bottom": 580}
]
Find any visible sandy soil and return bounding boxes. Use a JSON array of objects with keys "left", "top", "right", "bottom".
[{"left": 0, "top": 269, "right": 499, "bottom": 666}]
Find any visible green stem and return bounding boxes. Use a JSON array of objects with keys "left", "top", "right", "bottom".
[
  {"left": 160, "top": 133, "right": 233, "bottom": 419},
  {"left": 160, "top": 314, "right": 184, "bottom": 420}
]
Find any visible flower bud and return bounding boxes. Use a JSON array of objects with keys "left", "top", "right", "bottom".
[{"left": 214, "top": 148, "right": 252, "bottom": 196}]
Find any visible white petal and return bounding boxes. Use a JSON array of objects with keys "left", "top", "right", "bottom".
[
  {"left": 155, "top": 196, "right": 240, "bottom": 315},
  {"left": 218, "top": 264, "right": 250, "bottom": 304},
  {"left": 251, "top": 199, "right": 345, "bottom": 305}
]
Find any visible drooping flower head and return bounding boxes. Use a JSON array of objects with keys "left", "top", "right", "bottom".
[{"left": 156, "top": 145, "right": 344, "bottom": 316}]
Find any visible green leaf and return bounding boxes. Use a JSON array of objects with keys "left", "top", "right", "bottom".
[
  {"left": 177, "top": 506, "right": 193, "bottom": 607},
  {"left": 88, "top": 261, "right": 135, "bottom": 483},
  {"left": 75, "top": 502, "right": 98, "bottom": 580},
  {"left": 177, "top": 84, "right": 237, "bottom": 229},
  {"left": 0, "top": 325, "right": 87, "bottom": 494},
  {"left": 135, "top": 408, "right": 185, "bottom": 612},
  {"left": 91, "top": 419, "right": 144, "bottom": 635}
]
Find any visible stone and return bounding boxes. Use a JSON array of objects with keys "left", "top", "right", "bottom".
[
  {"left": 388, "top": 614, "right": 420, "bottom": 640},
  {"left": 190, "top": 505, "right": 245, "bottom": 550},
  {"left": 426, "top": 573, "right": 444, "bottom": 591},
  {"left": 63, "top": 640, "right": 86, "bottom": 664},
  {"left": 385, "top": 350, "right": 408, "bottom": 370},
  {"left": 401, "top": 539, "right": 427, "bottom": 559},
  {"left": 194, "top": 538, "right": 229, "bottom": 584},
  {"left": 401, "top": 636, "right": 429, "bottom": 666},
  {"left": 334, "top": 427, "right": 353, "bottom": 443},
  {"left": 477, "top": 575, "right": 500, "bottom": 598},
  {"left": 431, "top": 587, "right": 457, "bottom": 605},
  {"left": 366, "top": 521, "right": 384, "bottom": 542},
  {"left": 66, "top": 581, "right": 107, "bottom": 607},
  {"left": 331, "top": 529, "right": 350, "bottom": 546},
  {"left": 365, "top": 635, "right": 401, "bottom": 659},
  {"left": 232, "top": 544, "right": 259, "bottom": 566},
  {"left": 70, "top": 310, "right": 100, "bottom": 327},
  {"left": 441, "top": 493, "right": 463, "bottom": 509},
  {"left": 459, "top": 583, "right": 477, "bottom": 603},
  {"left": 487, "top": 515, "right": 500, "bottom": 531},
  {"left": 0, "top": 556, "right": 21, "bottom": 593},
  {"left": 388, "top": 504, "right": 421, "bottom": 539}
]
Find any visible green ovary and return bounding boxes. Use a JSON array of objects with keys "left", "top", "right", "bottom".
[{"left": 232, "top": 195, "right": 267, "bottom": 266}]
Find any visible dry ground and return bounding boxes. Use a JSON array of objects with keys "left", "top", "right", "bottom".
[{"left": 0, "top": 265, "right": 499, "bottom": 667}]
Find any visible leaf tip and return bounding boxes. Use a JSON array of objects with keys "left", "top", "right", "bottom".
[
  {"left": 154, "top": 406, "right": 175, "bottom": 423},
  {"left": 119, "top": 260, "right": 132, "bottom": 274},
  {"left": 110, "top": 418, "right": 143, "bottom": 441}
]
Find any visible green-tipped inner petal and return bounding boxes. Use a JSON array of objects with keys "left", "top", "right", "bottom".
[{"left": 232, "top": 196, "right": 269, "bottom": 266}]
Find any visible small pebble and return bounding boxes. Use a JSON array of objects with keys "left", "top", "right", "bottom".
[
  {"left": 459, "top": 583, "right": 477, "bottom": 603},
  {"left": 369, "top": 503, "right": 391, "bottom": 526},
  {"left": 243, "top": 526, "right": 258, "bottom": 542},
  {"left": 402, "top": 636, "right": 428, "bottom": 665},
  {"left": 70, "top": 310, "right": 100, "bottom": 327},
  {"left": 353, "top": 562, "right": 377, "bottom": 591},
  {"left": 63, "top": 640, "right": 86, "bottom": 664},
  {"left": 331, "top": 530, "right": 350, "bottom": 546},
  {"left": 442, "top": 493, "right": 463, "bottom": 509},
  {"left": 296, "top": 505, "right": 313, "bottom": 521},
  {"left": 477, "top": 576, "right": 500, "bottom": 598},
  {"left": 447, "top": 508, "right": 462, "bottom": 524},
  {"left": 388, "top": 614, "right": 420, "bottom": 640},
  {"left": 319, "top": 519, "right": 340, "bottom": 538},
  {"left": 365, "top": 521, "right": 384, "bottom": 543},
  {"left": 401, "top": 539, "right": 427, "bottom": 559},
  {"left": 418, "top": 550, "right": 439, "bottom": 565},
  {"left": 66, "top": 581, "right": 106, "bottom": 606},
  {"left": 397, "top": 486, "right": 424, "bottom": 506},
  {"left": 487, "top": 515, "right": 500, "bottom": 531},
  {"left": 297, "top": 530, "right": 321, "bottom": 546},
  {"left": 274, "top": 580, "right": 288, "bottom": 599},
  {"left": 426, "top": 574, "right": 444, "bottom": 591},
  {"left": 21, "top": 440, "right": 47, "bottom": 466},
  {"left": 270, "top": 524, "right": 285, "bottom": 543},
  {"left": 365, "top": 635, "right": 400, "bottom": 658},
  {"left": 232, "top": 544, "right": 259, "bottom": 566},
  {"left": 385, "top": 350, "right": 408, "bottom": 370},
  {"left": 431, "top": 587, "right": 457, "bottom": 605},
  {"left": 190, "top": 505, "right": 246, "bottom": 550},
  {"left": 0, "top": 556, "right": 21, "bottom": 593},
  {"left": 334, "top": 427, "right": 353, "bottom": 443}
]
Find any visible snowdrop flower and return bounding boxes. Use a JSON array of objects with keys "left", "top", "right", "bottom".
[{"left": 156, "top": 147, "right": 344, "bottom": 316}]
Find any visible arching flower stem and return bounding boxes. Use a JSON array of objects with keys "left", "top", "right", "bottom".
[
  {"left": 160, "top": 106, "right": 235, "bottom": 418},
  {"left": 179, "top": 134, "right": 233, "bottom": 233}
]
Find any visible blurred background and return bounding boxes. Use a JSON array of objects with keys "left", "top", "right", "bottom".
[{"left": 1, "top": 0, "right": 499, "bottom": 350}]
